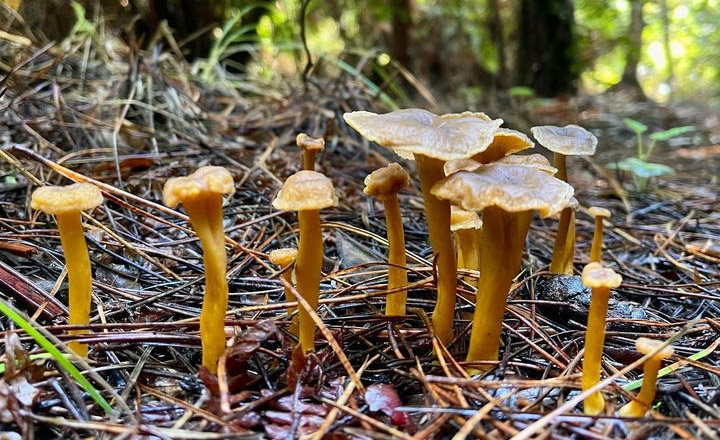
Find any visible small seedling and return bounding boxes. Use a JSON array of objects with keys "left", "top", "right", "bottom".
[{"left": 609, "top": 118, "right": 693, "bottom": 191}]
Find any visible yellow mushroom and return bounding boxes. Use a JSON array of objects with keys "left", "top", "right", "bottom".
[
  {"left": 618, "top": 338, "right": 675, "bottom": 418},
  {"left": 31, "top": 183, "right": 103, "bottom": 357},
  {"left": 432, "top": 163, "right": 573, "bottom": 368},
  {"left": 444, "top": 153, "right": 557, "bottom": 176},
  {"left": 472, "top": 128, "right": 534, "bottom": 163},
  {"left": 296, "top": 133, "right": 325, "bottom": 171},
  {"left": 163, "top": 166, "right": 235, "bottom": 373},
  {"left": 451, "top": 206, "right": 483, "bottom": 279},
  {"left": 273, "top": 170, "right": 338, "bottom": 352},
  {"left": 363, "top": 163, "right": 411, "bottom": 316},
  {"left": 531, "top": 125, "right": 598, "bottom": 275},
  {"left": 580, "top": 262, "right": 623, "bottom": 415},
  {"left": 269, "top": 248, "right": 298, "bottom": 332},
  {"left": 344, "top": 108, "right": 502, "bottom": 344},
  {"left": 588, "top": 207, "right": 611, "bottom": 263}
]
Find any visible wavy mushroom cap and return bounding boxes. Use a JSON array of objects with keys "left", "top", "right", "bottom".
[
  {"left": 273, "top": 170, "right": 338, "bottom": 211},
  {"left": 269, "top": 248, "right": 298, "bottom": 267},
  {"left": 364, "top": 163, "right": 410, "bottom": 200},
  {"left": 450, "top": 206, "right": 483, "bottom": 231},
  {"left": 343, "top": 109, "right": 503, "bottom": 161},
  {"left": 444, "top": 158, "right": 482, "bottom": 176},
  {"left": 163, "top": 166, "right": 235, "bottom": 208},
  {"left": 531, "top": 124, "right": 598, "bottom": 156},
  {"left": 635, "top": 337, "right": 675, "bottom": 359},
  {"left": 431, "top": 163, "right": 573, "bottom": 218},
  {"left": 581, "top": 262, "right": 623, "bottom": 289},
  {"left": 495, "top": 153, "right": 558, "bottom": 174},
  {"left": 31, "top": 183, "right": 103, "bottom": 215},
  {"left": 588, "top": 206, "right": 612, "bottom": 219},
  {"left": 473, "top": 128, "right": 534, "bottom": 162},
  {"left": 296, "top": 133, "right": 325, "bottom": 153}
]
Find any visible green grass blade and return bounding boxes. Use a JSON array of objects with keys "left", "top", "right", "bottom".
[{"left": 0, "top": 299, "right": 114, "bottom": 414}]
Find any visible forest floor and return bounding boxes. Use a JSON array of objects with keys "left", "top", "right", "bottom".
[{"left": 0, "top": 31, "right": 719, "bottom": 439}]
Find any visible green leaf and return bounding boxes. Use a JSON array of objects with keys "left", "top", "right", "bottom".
[
  {"left": 509, "top": 86, "right": 535, "bottom": 98},
  {"left": 649, "top": 126, "right": 694, "bottom": 141},
  {"left": 623, "top": 118, "right": 648, "bottom": 134},
  {"left": 609, "top": 157, "right": 674, "bottom": 178}
]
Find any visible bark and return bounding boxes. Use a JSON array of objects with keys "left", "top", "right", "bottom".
[
  {"left": 390, "top": 0, "right": 413, "bottom": 70},
  {"left": 620, "top": 0, "right": 645, "bottom": 91}
]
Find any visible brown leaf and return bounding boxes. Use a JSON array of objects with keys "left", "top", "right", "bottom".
[
  {"left": 286, "top": 343, "right": 307, "bottom": 390},
  {"left": 365, "top": 383, "right": 413, "bottom": 430}
]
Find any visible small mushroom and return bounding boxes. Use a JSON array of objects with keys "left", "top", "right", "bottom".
[
  {"left": 580, "top": 262, "right": 623, "bottom": 415},
  {"left": 432, "top": 163, "right": 573, "bottom": 367},
  {"left": 364, "top": 163, "right": 411, "bottom": 316},
  {"left": 296, "top": 133, "right": 325, "bottom": 171},
  {"left": 531, "top": 125, "right": 597, "bottom": 275},
  {"left": 451, "top": 206, "right": 483, "bottom": 279},
  {"left": 273, "top": 170, "right": 338, "bottom": 352},
  {"left": 344, "top": 108, "right": 502, "bottom": 344},
  {"left": 163, "top": 166, "right": 235, "bottom": 373},
  {"left": 618, "top": 338, "right": 675, "bottom": 418},
  {"left": 588, "top": 207, "right": 611, "bottom": 263},
  {"left": 269, "top": 248, "right": 298, "bottom": 330},
  {"left": 31, "top": 183, "right": 104, "bottom": 357}
]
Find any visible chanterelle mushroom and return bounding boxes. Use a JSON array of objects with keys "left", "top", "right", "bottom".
[
  {"left": 432, "top": 163, "right": 573, "bottom": 369},
  {"left": 364, "top": 163, "right": 411, "bottom": 316},
  {"left": 472, "top": 128, "right": 535, "bottom": 163},
  {"left": 344, "top": 108, "right": 502, "bottom": 344},
  {"left": 296, "top": 133, "right": 325, "bottom": 171},
  {"left": 269, "top": 248, "right": 299, "bottom": 332},
  {"left": 451, "top": 206, "right": 483, "bottom": 279},
  {"left": 163, "top": 166, "right": 235, "bottom": 373},
  {"left": 532, "top": 124, "right": 598, "bottom": 275},
  {"left": 618, "top": 338, "right": 675, "bottom": 418},
  {"left": 273, "top": 170, "right": 338, "bottom": 352},
  {"left": 32, "top": 183, "right": 104, "bottom": 357},
  {"left": 588, "top": 207, "right": 612, "bottom": 263}
]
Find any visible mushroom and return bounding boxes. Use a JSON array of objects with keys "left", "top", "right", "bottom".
[
  {"left": 472, "top": 128, "right": 534, "bottom": 163},
  {"left": 363, "top": 163, "right": 411, "bottom": 316},
  {"left": 432, "top": 163, "right": 573, "bottom": 366},
  {"left": 273, "top": 170, "right": 338, "bottom": 352},
  {"left": 618, "top": 338, "right": 675, "bottom": 418},
  {"left": 451, "top": 206, "right": 483, "bottom": 278},
  {"left": 444, "top": 154, "right": 557, "bottom": 176},
  {"left": 344, "top": 108, "right": 502, "bottom": 344},
  {"left": 163, "top": 166, "right": 235, "bottom": 373},
  {"left": 588, "top": 207, "right": 611, "bottom": 263},
  {"left": 296, "top": 133, "right": 325, "bottom": 171},
  {"left": 531, "top": 125, "right": 597, "bottom": 275},
  {"left": 580, "top": 262, "right": 623, "bottom": 415},
  {"left": 31, "top": 183, "right": 104, "bottom": 357},
  {"left": 269, "top": 248, "right": 298, "bottom": 330}
]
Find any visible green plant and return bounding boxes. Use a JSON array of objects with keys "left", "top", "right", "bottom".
[{"left": 609, "top": 118, "right": 693, "bottom": 190}]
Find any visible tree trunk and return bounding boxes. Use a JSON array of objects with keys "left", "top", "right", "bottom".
[
  {"left": 390, "top": 0, "right": 413, "bottom": 70},
  {"left": 487, "top": 0, "right": 507, "bottom": 86},
  {"left": 620, "top": 0, "right": 645, "bottom": 90},
  {"left": 516, "top": 0, "right": 578, "bottom": 97},
  {"left": 659, "top": 0, "right": 674, "bottom": 101}
]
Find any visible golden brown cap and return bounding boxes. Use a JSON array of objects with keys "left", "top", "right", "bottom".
[
  {"left": 269, "top": 248, "right": 298, "bottom": 267},
  {"left": 588, "top": 206, "right": 612, "bottom": 219},
  {"left": 431, "top": 163, "right": 573, "bottom": 218},
  {"left": 364, "top": 163, "right": 410, "bottom": 200},
  {"left": 444, "top": 158, "right": 482, "bottom": 176},
  {"left": 296, "top": 133, "right": 325, "bottom": 153},
  {"left": 450, "top": 206, "right": 482, "bottom": 231},
  {"left": 531, "top": 125, "right": 597, "bottom": 156},
  {"left": 163, "top": 166, "right": 235, "bottom": 208},
  {"left": 272, "top": 170, "right": 338, "bottom": 211},
  {"left": 581, "top": 262, "right": 622, "bottom": 289},
  {"left": 31, "top": 183, "right": 103, "bottom": 215},
  {"left": 343, "top": 109, "right": 502, "bottom": 161},
  {"left": 495, "top": 153, "right": 558, "bottom": 174},
  {"left": 473, "top": 128, "right": 534, "bottom": 163},
  {"left": 635, "top": 337, "right": 675, "bottom": 359}
]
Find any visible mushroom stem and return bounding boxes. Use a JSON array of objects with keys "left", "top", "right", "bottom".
[
  {"left": 454, "top": 228, "right": 482, "bottom": 276},
  {"left": 550, "top": 208, "right": 575, "bottom": 274},
  {"left": 618, "top": 356, "right": 663, "bottom": 417},
  {"left": 554, "top": 152, "right": 568, "bottom": 182},
  {"left": 55, "top": 211, "right": 92, "bottom": 357},
  {"left": 415, "top": 155, "right": 457, "bottom": 345},
  {"left": 467, "top": 207, "right": 532, "bottom": 368},
  {"left": 382, "top": 195, "right": 408, "bottom": 316},
  {"left": 582, "top": 285, "right": 611, "bottom": 415},
  {"left": 303, "top": 151, "right": 317, "bottom": 171},
  {"left": 295, "top": 209, "right": 323, "bottom": 352},
  {"left": 590, "top": 215, "right": 605, "bottom": 263},
  {"left": 183, "top": 195, "right": 229, "bottom": 373}
]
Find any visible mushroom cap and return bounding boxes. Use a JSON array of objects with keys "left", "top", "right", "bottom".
[
  {"left": 635, "top": 337, "right": 675, "bottom": 358},
  {"left": 581, "top": 262, "right": 623, "bottom": 289},
  {"left": 296, "top": 133, "right": 325, "bottom": 153},
  {"left": 343, "top": 109, "right": 503, "bottom": 161},
  {"left": 444, "top": 158, "right": 482, "bottom": 176},
  {"left": 588, "top": 206, "right": 612, "bottom": 219},
  {"left": 531, "top": 124, "right": 598, "bottom": 156},
  {"left": 364, "top": 163, "right": 410, "bottom": 200},
  {"left": 473, "top": 128, "right": 534, "bottom": 162},
  {"left": 163, "top": 166, "right": 235, "bottom": 208},
  {"left": 269, "top": 248, "right": 298, "bottom": 267},
  {"left": 450, "top": 206, "right": 483, "bottom": 231},
  {"left": 495, "top": 153, "right": 558, "bottom": 174},
  {"left": 272, "top": 170, "right": 338, "bottom": 211},
  {"left": 31, "top": 183, "right": 103, "bottom": 215},
  {"left": 431, "top": 163, "right": 574, "bottom": 218}
]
